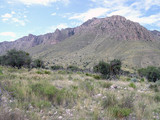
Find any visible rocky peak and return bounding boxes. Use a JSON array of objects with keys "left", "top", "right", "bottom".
[
  {"left": 106, "top": 15, "right": 127, "bottom": 21},
  {"left": 151, "top": 30, "right": 160, "bottom": 37}
]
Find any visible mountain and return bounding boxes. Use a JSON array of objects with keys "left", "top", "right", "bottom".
[
  {"left": 1, "top": 15, "right": 160, "bottom": 69},
  {"left": 151, "top": 30, "right": 160, "bottom": 37},
  {"left": 0, "top": 28, "right": 75, "bottom": 54}
]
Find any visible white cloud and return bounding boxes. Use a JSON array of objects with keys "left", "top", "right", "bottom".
[
  {"left": 13, "top": 0, "right": 70, "bottom": 6},
  {"left": 0, "top": 32, "right": 16, "bottom": 38},
  {"left": 70, "top": 0, "right": 160, "bottom": 28},
  {"left": 12, "top": 18, "right": 26, "bottom": 26},
  {"left": 1, "top": 13, "right": 13, "bottom": 21},
  {"left": 51, "top": 12, "right": 56, "bottom": 16},
  {"left": 1, "top": 11, "right": 27, "bottom": 26},
  {"left": 69, "top": 8, "right": 109, "bottom": 22}
]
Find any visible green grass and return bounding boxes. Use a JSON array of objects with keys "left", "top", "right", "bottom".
[
  {"left": 129, "top": 82, "right": 136, "bottom": 89},
  {"left": 109, "top": 106, "right": 132, "bottom": 118}
]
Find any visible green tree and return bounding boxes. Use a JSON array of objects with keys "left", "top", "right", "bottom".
[
  {"left": 93, "top": 61, "right": 110, "bottom": 78},
  {"left": 32, "top": 59, "right": 44, "bottom": 68},
  {"left": 138, "top": 66, "right": 160, "bottom": 82},
  {"left": 0, "top": 49, "right": 31, "bottom": 68},
  {"left": 146, "top": 66, "right": 160, "bottom": 82},
  {"left": 110, "top": 59, "right": 122, "bottom": 75}
]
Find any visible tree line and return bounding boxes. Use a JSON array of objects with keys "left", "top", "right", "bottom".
[
  {"left": 0, "top": 49, "right": 44, "bottom": 69},
  {"left": 0, "top": 49, "right": 159, "bottom": 83}
]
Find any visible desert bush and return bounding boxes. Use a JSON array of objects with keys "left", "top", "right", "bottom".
[
  {"left": 138, "top": 66, "right": 160, "bottom": 82},
  {"left": 85, "top": 73, "right": 93, "bottom": 77},
  {"left": 156, "top": 80, "right": 160, "bottom": 86},
  {"left": 51, "top": 65, "right": 63, "bottom": 70},
  {"left": 129, "top": 83, "right": 136, "bottom": 89},
  {"left": 0, "top": 107, "right": 26, "bottom": 120},
  {"left": 32, "top": 59, "right": 44, "bottom": 68},
  {"left": 0, "top": 49, "right": 31, "bottom": 68},
  {"left": 36, "top": 70, "right": 43, "bottom": 74},
  {"left": 32, "top": 100, "right": 51, "bottom": 109},
  {"left": 149, "top": 83, "right": 159, "bottom": 92},
  {"left": 121, "top": 93, "right": 135, "bottom": 109},
  {"left": 102, "top": 93, "right": 117, "bottom": 108},
  {"left": 109, "top": 106, "right": 132, "bottom": 118},
  {"left": 101, "top": 82, "right": 112, "bottom": 89},
  {"left": 67, "top": 65, "right": 80, "bottom": 71},
  {"left": 44, "top": 70, "right": 51, "bottom": 74},
  {"left": 154, "top": 94, "right": 160, "bottom": 102},
  {"left": 36, "top": 70, "right": 51, "bottom": 74},
  {"left": 110, "top": 59, "right": 122, "bottom": 75},
  {"left": 140, "top": 78, "right": 145, "bottom": 82},
  {"left": 93, "top": 61, "right": 110, "bottom": 78},
  {"left": 31, "top": 83, "right": 76, "bottom": 106},
  {"left": 93, "top": 60, "right": 122, "bottom": 79},
  {"left": 131, "top": 78, "right": 137, "bottom": 82},
  {"left": 58, "top": 70, "right": 66, "bottom": 74},
  {"left": 80, "top": 81, "right": 94, "bottom": 95},
  {"left": 93, "top": 75, "right": 101, "bottom": 80},
  {"left": 127, "top": 78, "right": 131, "bottom": 81},
  {"left": 0, "top": 68, "right": 3, "bottom": 76}
]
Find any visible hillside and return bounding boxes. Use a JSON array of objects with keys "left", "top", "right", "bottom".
[
  {"left": 0, "top": 28, "right": 75, "bottom": 54},
  {"left": 1, "top": 15, "right": 160, "bottom": 68},
  {"left": 27, "top": 16, "right": 160, "bottom": 69}
]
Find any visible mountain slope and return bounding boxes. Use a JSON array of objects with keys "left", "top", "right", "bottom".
[
  {"left": 1, "top": 15, "right": 160, "bottom": 68},
  {"left": 0, "top": 28, "right": 75, "bottom": 54},
  {"left": 26, "top": 16, "right": 160, "bottom": 68}
]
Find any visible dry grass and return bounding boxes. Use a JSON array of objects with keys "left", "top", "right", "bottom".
[{"left": 0, "top": 66, "right": 159, "bottom": 120}]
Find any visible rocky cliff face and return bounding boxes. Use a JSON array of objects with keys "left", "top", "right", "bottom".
[
  {"left": 0, "top": 28, "right": 75, "bottom": 54},
  {"left": 151, "top": 30, "right": 160, "bottom": 37},
  {"left": 75, "top": 15, "right": 156, "bottom": 41},
  {"left": 0, "top": 15, "right": 159, "bottom": 55}
]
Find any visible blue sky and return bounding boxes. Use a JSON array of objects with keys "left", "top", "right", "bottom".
[{"left": 0, "top": 0, "right": 160, "bottom": 42}]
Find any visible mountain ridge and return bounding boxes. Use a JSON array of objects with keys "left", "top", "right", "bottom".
[{"left": 0, "top": 15, "right": 160, "bottom": 68}]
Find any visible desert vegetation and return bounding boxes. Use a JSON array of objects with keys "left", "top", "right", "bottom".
[{"left": 0, "top": 50, "right": 159, "bottom": 120}]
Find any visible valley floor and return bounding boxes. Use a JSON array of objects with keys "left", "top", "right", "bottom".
[{"left": 0, "top": 66, "right": 159, "bottom": 120}]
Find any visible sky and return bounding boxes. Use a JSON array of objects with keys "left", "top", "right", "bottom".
[{"left": 0, "top": 0, "right": 160, "bottom": 42}]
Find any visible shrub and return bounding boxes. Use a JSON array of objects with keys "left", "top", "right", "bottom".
[
  {"left": 93, "top": 75, "right": 101, "bottom": 80},
  {"left": 58, "top": 70, "right": 66, "bottom": 74},
  {"left": 31, "top": 83, "right": 76, "bottom": 106},
  {"left": 102, "top": 82, "right": 112, "bottom": 89},
  {"left": 32, "top": 59, "right": 44, "bottom": 68},
  {"left": 36, "top": 70, "right": 44, "bottom": 74},
  {"left": 140, "top": 78, "right": 145, "bottom": 82},
  {"left": 67, "top": 65, "right": 80, "bottom": 71},
  {"left": 129, "top": 83, "right": 136, "bottom": 89},
  {"left": 35, "top": 100, "right": 51, "bottom": 109},
  {"left": 154, "top": 94, "right": 160, "bottom": 102},
  {"left": 138, "top": 66, "right": 160, "bottom": 82},
  {"left": 149, "top": 83, "right": 159, "bottom": 92},
  {"left": 109, "top": 106, "right": 132, "bottom": 118},
  {"left": 0, "top": 69, "right": 3, "bottom": 76},
  {"left": 85, "top": 73, "right": 93, "bottom": 77},
  {"left": 110, "top": 59, "right": 122, "bottom": 75},
  {"left": 102, "top": 93, "right": 117, "bottom": 108},
  {"left": 81, "top": 81, "right": 94, "bottom": 95},
  {"left": 0, "top": 49, "right": 31, "bottom": 68},
  {"left": 44, "top": 70, "right": 51, "bottom": 74},
  {"left": 156, "top": 80, "right": 160, "bottom": 86},
  {"left": 93, "top": 60, "right": 122, "bottom": 79},
  {"left": 51, "top": 65, "right": 63, "bottom": 70},
  {"left": 127, "top": 78, "right": 131, "bottom": 81},
  {"left": 131, "top": 78, "right": 137, "bottom": 82},
  {"left": 93, "top": 61, "right": 110, "bottom": 78},
  {"left": 121, "top": 93, "right": 135, "bottom": 109}
]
